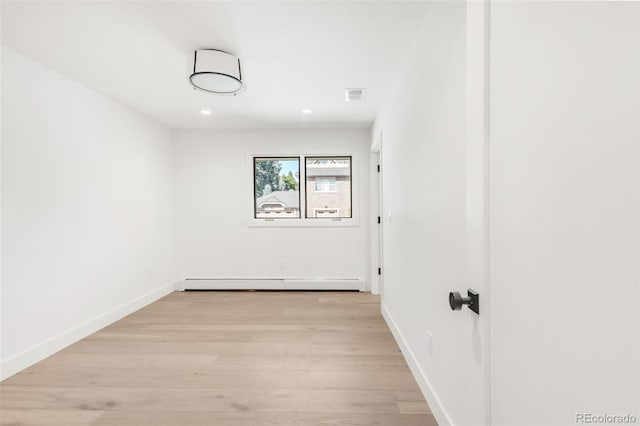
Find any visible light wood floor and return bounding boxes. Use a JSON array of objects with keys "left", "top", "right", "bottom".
[{"left": 0, "top": 291, "right": 436, "bottom": 426}]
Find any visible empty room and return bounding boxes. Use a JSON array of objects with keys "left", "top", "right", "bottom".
[{"left": 1, "top": 1, "right": 638, "bottom": 425}]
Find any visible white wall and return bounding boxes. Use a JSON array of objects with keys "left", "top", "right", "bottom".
[
  {"left": 490, "top": 2, "right": 639, "bottom": 424},
  {"left": 1, "top": 47, "right": 176, "bottom": 379},
  {"left": 173, "top": 129, "right": 370, "bottom": 285},
  {"left": 372, "top": 2, "right": 487, "bottom": 425},
  {"left": 375, "top": 2, "right": 639, "bottom": 424}
]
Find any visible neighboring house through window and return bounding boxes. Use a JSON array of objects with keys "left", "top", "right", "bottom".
[
  {"left": 305, "top": 157, "right": 352, "bottom": 218},
  {"left": 315, "top": 177, "right": 336, "bottom": 192},
  {"left": 255, "top": 191, "right": 300, "bottom": 217}
]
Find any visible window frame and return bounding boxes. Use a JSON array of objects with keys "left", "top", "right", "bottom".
[
  {"left": 253, "top": 156, "right": 301, "bottom": 220},
  {"left": 305, "top": 156, "right": 353, "bottom": 219},
  {"left": 247, "top": 153, "right": 358, "bottom": 228}
]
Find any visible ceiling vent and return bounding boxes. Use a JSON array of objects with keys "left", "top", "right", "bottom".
[{"left": 345, "top": 88, "right": 365, "bottom": 102}]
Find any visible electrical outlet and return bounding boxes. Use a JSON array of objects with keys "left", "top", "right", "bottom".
[{"left": 426, "top": 330, "right": 433, "bottom": 355}]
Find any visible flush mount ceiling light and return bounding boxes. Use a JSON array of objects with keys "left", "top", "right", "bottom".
[
  {"left": 189, "top": 49, "right": 244, "bottom": 95},
  {"left": 301, "top": 108, "right": 312, "bottom": 114}
]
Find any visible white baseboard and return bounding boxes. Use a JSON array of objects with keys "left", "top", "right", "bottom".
[
  {"left": 382, "top": 303, "right": 454, "bottom": 426},
  {"left": 178, "top": 278, "right": 365, "bottom": 291},
  {"left": 0, "top": 281, "right": 178, "bottom": 381}
]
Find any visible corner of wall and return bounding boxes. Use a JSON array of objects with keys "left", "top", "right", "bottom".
[
  {"left": 381, "top": 303, "right": 453, "bottom": 426},
  {"left": 0, "top": 280, "right": 178, "bottom": 381}
]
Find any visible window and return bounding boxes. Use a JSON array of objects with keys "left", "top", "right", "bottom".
[
  {"left": 253, "top": 157, "right": 300, "bottom": 219},
  {"left": 315, "top": 177, "right": 336, "bottom": 192},
  {"left": 305, "top": 156, "right": 352, "bottom": 219},
  {"left": 251, "top": 155, "right": 354, "bottom": 224}
]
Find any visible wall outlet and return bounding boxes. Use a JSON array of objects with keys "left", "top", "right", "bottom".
[{"left": 426, "top": 330, "right": 433, "bottom": 355}]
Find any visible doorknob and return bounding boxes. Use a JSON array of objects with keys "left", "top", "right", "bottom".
[{"left": 449, "top": 289, "right": 479, "bottom": 315}]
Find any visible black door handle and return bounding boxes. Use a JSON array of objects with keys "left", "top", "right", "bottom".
[{"left": 449, "top": 289, "right": 479, "bottom": 315}]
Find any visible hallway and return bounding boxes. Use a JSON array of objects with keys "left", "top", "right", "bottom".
[{"left": 0, "top": 292, "right": 435, "bottom": 426}]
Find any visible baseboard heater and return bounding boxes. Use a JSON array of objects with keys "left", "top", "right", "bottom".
[{"left": 178, "top": 278, "right": 364, "bottom": 291}]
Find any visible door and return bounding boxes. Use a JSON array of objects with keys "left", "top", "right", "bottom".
[
  {"left": 460, "top": 1, "right": 491, "bottom": 424},
  {"left": 372, "top": 137, "right": 384, "bottom": 296},
  {"left": 489, "top": 2, "right": 639, "bottom": 424}
]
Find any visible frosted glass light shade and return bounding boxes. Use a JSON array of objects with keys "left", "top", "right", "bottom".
[
  {"left": 189, "top": 49, "right": 244, "bottom": 95},
  {"left": 190, "top": 73, "right": 243, "bottom": 94}
]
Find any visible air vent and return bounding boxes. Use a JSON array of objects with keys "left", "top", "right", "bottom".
[{"left": 345, "top": 88, "right": 365, "bottom": 102}]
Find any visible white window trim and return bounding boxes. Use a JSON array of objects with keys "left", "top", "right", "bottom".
[{"left": 247, "top": 152, "right": 359, "bottom": 228}]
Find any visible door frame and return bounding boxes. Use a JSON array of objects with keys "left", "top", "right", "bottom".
[
  {"left": 466, "top": 0, "right": 492, "bottom": 424},
  {"left": 371, "top": 132, "right": 384, "bottom": 295}
]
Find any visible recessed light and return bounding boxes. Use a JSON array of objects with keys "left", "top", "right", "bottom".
[
  {"left": 302, "top": 108, "right": 312, "bottom": 114},
  {"left": 200, "top": 109, "right": 211, "bottom": 115}
]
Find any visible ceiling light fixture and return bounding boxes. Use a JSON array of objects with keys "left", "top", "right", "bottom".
[
  {"left": 190, "top": 49, "right": 244, "bottom": 96},
  {"left": 200, "top": 109, "right": 211, "bottom": 115},
  {"left": 302, "top": 108, "right": 313, "bottom": 114}
]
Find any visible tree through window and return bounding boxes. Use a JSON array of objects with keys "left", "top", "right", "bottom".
[{"left": 253, "top": 157, "right": 300, "bottom": 218}]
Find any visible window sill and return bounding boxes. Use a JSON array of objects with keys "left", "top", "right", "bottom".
[{"left": 248, "top": 217, "right": 359, "bottom": 228}]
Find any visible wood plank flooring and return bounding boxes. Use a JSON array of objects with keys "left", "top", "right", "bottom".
[{"left": 0, "top": 291, "right": 436, "bottom": 425}]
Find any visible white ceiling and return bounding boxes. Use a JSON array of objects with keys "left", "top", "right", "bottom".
[{"left": 1, "top": 1, "right": 430, "bottom": 130}]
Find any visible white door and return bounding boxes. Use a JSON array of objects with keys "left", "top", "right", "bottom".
[
  {"left": 460, "top": 1, "right": 491, "bottom": 424},
  {"left": 489, "top": 2, "right": 639, "bottom": 424},
  {"left": 376, "top": 141, "right": 384, "bottom": 296}
]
